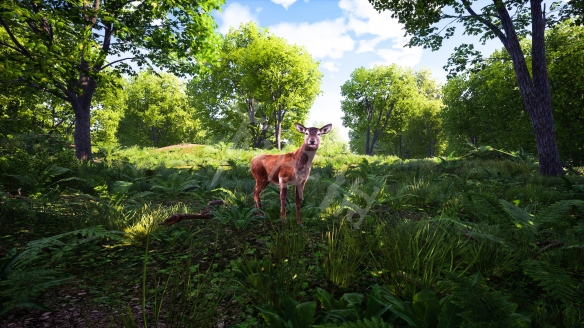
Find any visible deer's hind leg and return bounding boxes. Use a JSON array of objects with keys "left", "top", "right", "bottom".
[{"left": 253, "top": 179, "right": 269, "bottom": 209}]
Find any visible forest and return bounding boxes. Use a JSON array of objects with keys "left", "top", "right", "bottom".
[{"left": 1, "top": 0, "right": 584, "bottom": 327}]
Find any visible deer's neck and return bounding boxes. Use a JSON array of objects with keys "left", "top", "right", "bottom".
[{"left": 294, "top": 144, "right": 317, "bottom": 173}]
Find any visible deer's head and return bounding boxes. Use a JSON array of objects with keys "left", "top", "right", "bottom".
[{"left": 295, "top": 123, "right": 332, "bottom": 151}]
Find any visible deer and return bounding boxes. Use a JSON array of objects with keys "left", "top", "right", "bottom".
[{"left": 250, "top": 123, "right": 332, "bottom": 225}]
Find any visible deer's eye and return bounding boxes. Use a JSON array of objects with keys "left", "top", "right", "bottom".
[{"left": 305, "top": 132, "right": 309, "bottom": 135}]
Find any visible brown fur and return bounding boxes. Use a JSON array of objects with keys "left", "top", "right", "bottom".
[{"left": 250, "top": 123, "right": 332, "bottom": 225}]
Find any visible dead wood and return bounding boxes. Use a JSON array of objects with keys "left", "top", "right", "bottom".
[{"left": 159, "top": 200, "right": 224, "bottom": 225}]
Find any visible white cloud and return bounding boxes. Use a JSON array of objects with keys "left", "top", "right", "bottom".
[
  {"left": 271, "top": 0, "right": 299, "bottom": 10},
  {"left": 356, "top": 37, "right": 382, "bottom": 53},
  {"left": 339, "top": 0, "right": 404, "bottom": 40},
  {"left": 321, "top": 61, "right": 340, "bottom": 72},
  {"left": 373, "top": 44, "right": 423, "bottom": 67},
  {"left": 269, "top": 18, "right": 354, "bottom": 59},
  {"left": 216, "top": 3, "right": 259, "bottom": 34}
]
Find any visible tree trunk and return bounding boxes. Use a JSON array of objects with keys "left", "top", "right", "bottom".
[
  {"left": 492, "top": 0, "right": 564, "bottom": 175},
  {"left": 69, "top": 78, "right": 96, "bottom": 160},
  {"left": 275, "top": 121, "right": 282, "bottom": 150},
  {"left": 71, "top": 100, "right": 92, "bottom": 160},
  {"left": 365, "top": 125, "right": 372, "bottom": 155}
]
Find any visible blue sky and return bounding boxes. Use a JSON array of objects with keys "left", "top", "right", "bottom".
[{"left": 213, "top": 0, "right": 502, "bottom": 141}]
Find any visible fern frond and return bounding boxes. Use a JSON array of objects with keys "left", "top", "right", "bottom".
[
  {"left": 536, "top": 200, "right": 584, "bottom": 226},
  {"left": 313, "top": 317, "right": 393, "bottom": 328},
  {"left": 16, "top": 226, "right": 123, "bottom": 268},
  {"left": 522, "top": 259, "right": 580, "bottom": 305},
  {"left": 448, "top": 273, "right": 529, "bottom": 327}
]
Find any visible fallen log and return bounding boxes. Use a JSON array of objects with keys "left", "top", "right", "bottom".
[{"left": 160, "top": 200, "right": 224, "bottom": 225}]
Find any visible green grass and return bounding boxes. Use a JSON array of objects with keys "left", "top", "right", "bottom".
[{"left": 1, "top": 140, "right": 584, "bottom": 327}]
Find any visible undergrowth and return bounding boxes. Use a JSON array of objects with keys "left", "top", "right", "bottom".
[{"left": 1, "top": 139, "right": 583, "bottom": 327}]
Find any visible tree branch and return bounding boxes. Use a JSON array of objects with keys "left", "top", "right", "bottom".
[
  {"left": 101, "top": 57, "right": 136, "bottom": 70},
  {"left": 0, "top": 18, "right": 34, "bottom": 60},
  {"left": 461, "top": 0, "right": 507, "bottom": 45}
]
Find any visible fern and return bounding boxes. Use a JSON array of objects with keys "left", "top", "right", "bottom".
[
  {"left": 536, "top": 199, "right": 584, "bottom": 226},
  {"left": 314, "top": 317, "right": 393, "bottom": 328},
  {"left": 522, "top": 259, "right": 581, "bottom": 305},
  {"left": 448, "top": 273, "right": 530, "bottom": 327},
  {"left": 500, "top": 199, "right": 537, "bottom": 240},
  {"left": 16, "top": 226, "right": 124, "bottom": 268}
]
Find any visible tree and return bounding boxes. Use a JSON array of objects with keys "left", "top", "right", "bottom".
[
  {"left": 369, "top": 0, "right": 568, "bottom": 175},
  {"left": 546, "top": 20, "right": 584, "bottom": 166},
  {"left": 187, "top": 22, "right": 322, "bottom": 150},
  {"left": 442, "top": 50, "right": 534, "bottom": 155},
  {"left": 91, "top": 74, "right": 127, "bottom": 147},
  {"left": 442, "top": 20, "right": 584, "bottom": 165},
  {"left": 188, "top": 23, "right": 273, "bottom": 148},
  {"left": 117, "top": 71, "right": 205, "bottom": 147},
  {"left": 252, "top": 36, "right": 322, "bottom": 150},
  {"left": 0, "top": 0, "right": 224, "bottom": 159},
  {"left": 341, "top": 65, "right": 416, "bottom": 155}
]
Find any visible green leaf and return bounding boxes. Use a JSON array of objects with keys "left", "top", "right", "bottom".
[
  {"left": 256, "top": 304, "right": 287, "bottom": 328},
  {"left": 437, "top": 295, "right": 463, "bottom": 328},
  {"left": 296, "top": 301, "right": 317, "bottom": 327},
  {"left": 412, "top": 290, "right": 440, "bottom": 327},
  {"left": 0, "top": 300, "right": 53, "bottom": 316}
]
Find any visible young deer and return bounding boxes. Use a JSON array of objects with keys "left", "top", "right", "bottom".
[{"left": 250, "top": 123, "right": 332, "bottom": 225}]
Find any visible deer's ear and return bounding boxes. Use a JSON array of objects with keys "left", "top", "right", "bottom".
[
  {"left": 295, "top": 123, "right": 306, "bottom": 133},
  {"left": 320, "top": 124, "right": 332, "bottom": 134}
]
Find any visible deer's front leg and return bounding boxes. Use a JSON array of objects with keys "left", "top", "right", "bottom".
[
  {"left": 295, "top": 181, "right": 306, "bottom": 225},
  {"left": 280, "top": 185, "right": 288, "bottom": 222}
]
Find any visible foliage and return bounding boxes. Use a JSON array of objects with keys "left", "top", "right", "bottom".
[
  {"left": 341, "top": 65, "right": 444, "bottom": 158},
  {"left": 0, "top": 0, "right": 224, "bottom": 159},
  {"left": 91, "top": 74, "right": 128, "bottom": 147},
  {"left": 1, "top": 226, "right": 121, "bottom": 316},
  {"left": 443, "top": 20, "right": 584, "bottom": 166},
  {"left": 187, "top": 22, "right": 322, "bottom": 150},
  {"left": 256, "top": 290, "right": 317, "bottom": 328},
  {"left": 369, "top": 0, "right": 568, "bottom": 175},
  {"left": 117, "top": 71, "right": 206, "bottom": 147},
  {"left": 1, "top": 142, "right": 584, "bottom": 326}
]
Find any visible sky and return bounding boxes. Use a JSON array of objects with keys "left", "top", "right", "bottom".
[{"left": 213, "top": 0, "right": 502, "bottom": 141}]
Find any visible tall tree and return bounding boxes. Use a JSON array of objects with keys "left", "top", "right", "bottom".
[
  {"left": 369, "top": 0, "right": 568, "bottom": 175},
  {"left": 443, "top": 20, "right": 584, "bottom": 165},
  {"left": 117, "top": 71, "right": 205, "bottom": 147},
  {"left": 188, "top": 22, "right": 322, "bottom": 150},
  {"left": 0, "top": 0, "right": 223, "bottom": 159},
  {"left": 188, "top": 23, "right": 272, "bottom": 148},
  {"left": 341, "top": 65, "right": 416, "bottom": 155},
  {"left": 252, "top": 36, "right": 322, "bottom": 150}
]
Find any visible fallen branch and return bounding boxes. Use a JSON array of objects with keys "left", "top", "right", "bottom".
[
  {"left": 159, "top": 200, "right": 224, "bottom": 225},
  {"left": 532, "top": 240, "right": 566, "bottom": 259}
]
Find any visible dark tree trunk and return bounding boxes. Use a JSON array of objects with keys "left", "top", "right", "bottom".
[
  {"left": 460, "top": 0, "right": 563, "bottom": 175},
  {"left": 71, "top": 100, "right": 92, "bottom": 160},
  {"left": 68, "top": 77, "right": 96, "bottom": 160},
  {"left": 275, "top": 119, "right": 282, "bottom": 151},
  {"left": 365, "top": 125, "right": 372, "bottom": 155},
  {"left": 488, "top": 0, "right": 564, "bottom": 175}
]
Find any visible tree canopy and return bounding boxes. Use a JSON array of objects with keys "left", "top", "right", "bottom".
[
  {"left": 0, "top": 0, "right": 224, "bottom": 159},
  {"left": 369, "top": 0, "right": 573, "bottom": 175},
  {"left": 341, "top": 65, "right": 444, "bottom": 158},
  {"left": 188, "top": 22, "right": 322, "bottom": 150},
  {"left": 443, "top": 20, "right": 584, "bottom": 165}
]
